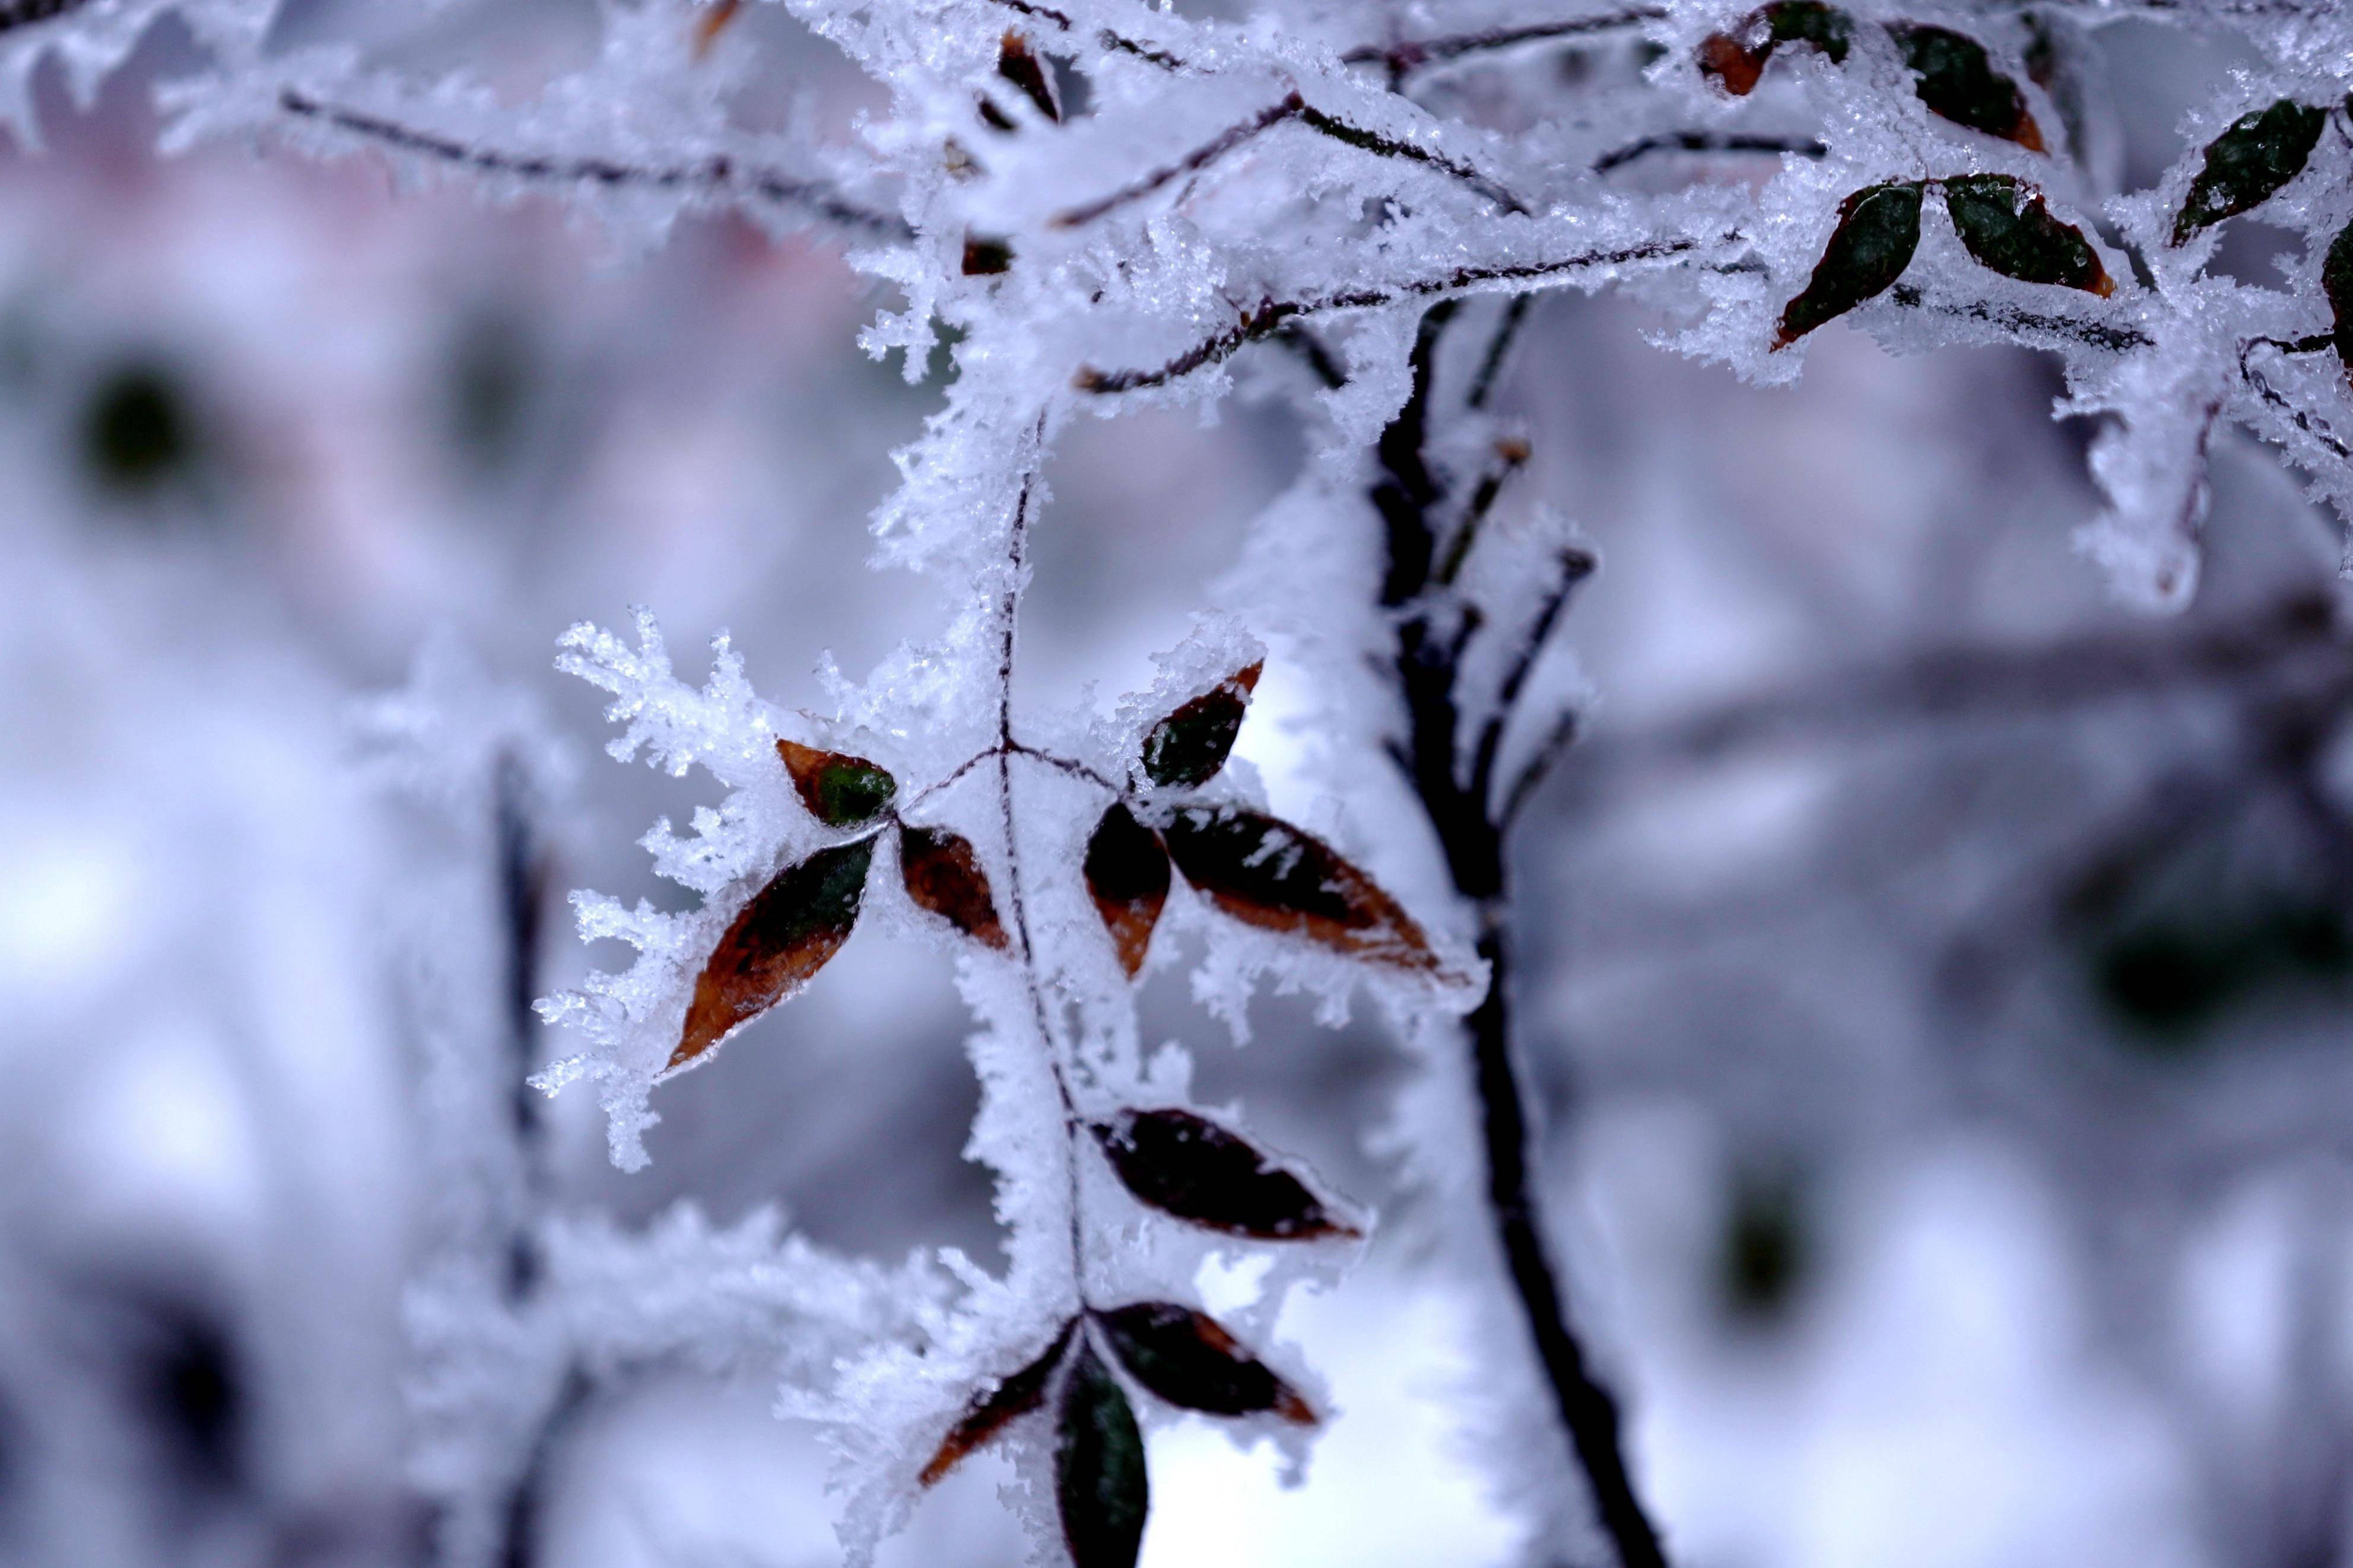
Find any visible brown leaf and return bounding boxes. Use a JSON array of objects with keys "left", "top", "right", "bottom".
[
  {"left": 1056, "top": 1343, "right": 1148, "bottom": 1568},
  {"left": 900, "top": 823, "right": 1009, "bottom": 951},
  {"left": 997, "top": 30, "right": 1062, "bottom": 123},
  {"left": 920, "top": 1319, "right": 1076, "bottom": 1487},
  {"left": 1160, "top": 804, "right": 1437, "bottom": 970},
  {"left": 1095, "top": 1303, "right": 1315, "bottom": 1423},
  {"left": 1083, "top": 803, "right": 1170, "bottom": 979},
  {"left": 1090, "top": 1108, "right": 1359, "bottom": 1241},
  {"left": 776, "top": 737, "right": 897, "bottom": 828},
  {"left": 1141, "top": 661, "right": 1262, "bottom": 789},
  {"left": 673, "top": 838, "right": 874, "bottom": 1070}
]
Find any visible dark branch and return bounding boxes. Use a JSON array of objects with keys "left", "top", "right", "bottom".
[
  {"left": 277, "top": 89, "right": 913, "bottom": 241},
  {"left": 0, "top": 0, "right": 87, "bottom": 31},
  {"left": 1372, "top": 301, "right": 1669, "bottom": 1568}
]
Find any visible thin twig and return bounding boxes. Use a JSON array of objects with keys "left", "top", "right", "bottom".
[
  {"left": 983, "top": 0, "right": 1186, "bottom": 69},
  {"left": 1075, "top": 237, "right": 1710, "bottom": 392},
  {"left": 1343, "top": 9, "right": 1667, "bottom": 85},
  {"left": 277, "top": 89, "right": 913, "bottom": 241},
  {"left": 1050, "top": 95, "right": 1301, "bottom": 228},
  {"left": 1051, "top": 93, "right": 1526, "bottom": 228},
  {"left": 1466, "top": 293, "right": 1533, "bottom": 411},
  {"left": 1472, "top": 548, "right": 1597, "bottom": 806},
  {"left": 1885, "top": 282, "right": 2152, "bottom": 354},
  {"left": 1593, "top": 131, "right": 1825, "bottom": 174}
]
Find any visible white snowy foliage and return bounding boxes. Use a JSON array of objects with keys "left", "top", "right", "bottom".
[{"left": 51, "top": 0, "right": 2353, "bottom": 1563}]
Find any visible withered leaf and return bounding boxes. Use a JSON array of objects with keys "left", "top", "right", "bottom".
[
  {"left": 1056, "top": 1343, "right": 1148, "bottom": 1568},
  {"left": 899, "top": 823, "right": 1009, "bottom": 951},
  {"left": 920, "top": 1318, "right": 1076, "bottom": 1487},
  {"left": 1942, "top": 174, "right": 2112, "bottom": 295},
  {"left": 997, "top": 30, "right": 1062, "bottom": 122},
  {"left": 1090, "top": 1108, "right": 1358, "bottom": 1241},
  {"left": 1083, "top": 803, "right": 1170, "bottom": 979},
  {"left": 1774, "top": 182, "right": 1923, "bottom": 349},
  {"left": 962, "top": 235, "right": 1014, "bottom": 275},
  {"left": 1890, "top": 24, "right": 2044, "bottom": 151},
  {"left": 2326, "top": 220, "right": 2353, "bottom": 384},
  {"left": 776, "top": 737, "right": 897, "bottom": 828},
  {"left": 1141, "top": 661, "right": 1262, "bottom": 789},
  {"left": 673, "top": 838, "right": 874, "bottom": 1070},
  {"left": 1096, "top": 1303, "right": 1315, "bottom": 1424},
  {"left": 2171, "top": 99, "right": 2326, "bottom": 245},
  {"left": 1160, "top": 804, "right": 1437, "bottom": 969},
  {"left": 1698, "top": 2, "right": 1853, "bottom": 97}
]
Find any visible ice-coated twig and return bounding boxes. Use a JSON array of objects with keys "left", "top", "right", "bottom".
[
  {"left": 1344, "top": 9, "right": 1668, "bottom": 88},
  {"left": 276, "top": 88, "right": 913, "bottom": 241},
  {"left": 1593, "top": 131, "right": 1827, "bottom": 175},
  {"left": 1075, "top": 237, "right": 1715, "bottom": 392},
  {"left": 1050, "top": 91, "right": 1526, "bottom": 228}
]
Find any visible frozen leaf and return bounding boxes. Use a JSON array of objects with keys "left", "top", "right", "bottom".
[
  {"left": 1161, "top": 804, "right": 1438, "bottom": 970},
  {"left": 920, "top": 1319, "right": 1076, "bottom": 1486},
  {"left": 962, "top": 236, "right": 1014, "bottom": 275},
  {"left": 1942, "top": 175, "right": 2111, "bottom": 296},
  {"left": 1095, "top": 1303, "right": 1314, "bottom": 1423},
  {"left": 1890, "top": 24, "right": 2044, "bottom": 151},
  {"left": 1698, "top": 2, "right": 1853, "bottom": 97},
  {"left": 996, "top": 31, "right": 1060, "bottom": 123},
  {"left": 1774, "top": 182, "right": 1924, "bottom": 349},
  {"left": 674, "top": 838, "right": 875, "bottom": 1069},
  {"left": 1140, "top": 661, "right": 1262, "bottom": 789},
  {"left": 1056, "top": 1344, "right": 1148, "bottom": 1568},
  {"left": 1083, "top": 803, "right": 1170, "bottom": 978},
  {"left": 2171, "top": 100, "right": 2326, "bottom": 245},
  {"left": 1090, "top": 1108, "right": 1359, "bottom": 1240},
  {"left": 2327, "top": 221, "right": 2353, "bottom": 383},
  {"left": 777, "top": 738, "right": 897, "bottom": 828},
  {"left": 899, "top": 823, "right": 1009, "bottom": 950}
]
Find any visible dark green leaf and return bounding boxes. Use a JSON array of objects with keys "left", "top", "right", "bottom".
[
  {"left": 1890, "top": 24, "right": 2044, "bottom": 150},
  {"left": 1141, "top": 662, "right": 1262, "bottom": 788},
  {"left": 2326, "top": 220, "right": 2353, "bottom": 383},
  {"left": 1697, "top": 2, "right": 1851, "bottom": 96},
  {"left": 1160, "top": 804, "right": 1439, "bottom": 969},
  {"left": 776, "top": 738, "right": 897, "bottom": 828},
  {"left": 1773, "top": 182, "right": 1924, "bottom": 348},
  {"left": 1096, "top": 1303, "right": 1314, "bottom": 1423},
  {"left": 1056, "top": 1344, "right": 1148, "bottom": 1568},
  {"left": 920, "top": 1319, "right": 1076, "bottom": 1486},
  {"left": 1090, "top": 1108, "right": 1359, "bottom": 1240},
  {"left": 2172, "top": 100, "right": 2326, "bottom": 244},
  {"left": 1082, "top": 803, "right": 1170, "bottom": 978},
  {"left": 674, "top": 837, "right": 875, "bottom": 1068},
  {"left": 1942, "top": 174, "right": 2112, "bottom": 295},
  {"left": 899, "top": 823, "right": 1008, "bottom": 950}
]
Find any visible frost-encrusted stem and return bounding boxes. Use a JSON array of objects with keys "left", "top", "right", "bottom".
[
  {"left": 1344, "top": 9, "right": 1667, "bottom": 88},
  {"left": 275, "top": 90, "right": 913, "bottom": 241},
  {"left": 990, "top": 447, "right": 1093, "bottom": 1296},
  {"left": 1050, "top": 92, "right": 1525, "bottom": 228},
  {"left": 1376, "top": 301, "right": 1665, "bottom": 1568},
  {"left": 1075, "top": 237, "right": 1714, "bottom": 393},
  {"left": 1593, "top": 132, "right": 1827, "bottom": 174}
]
